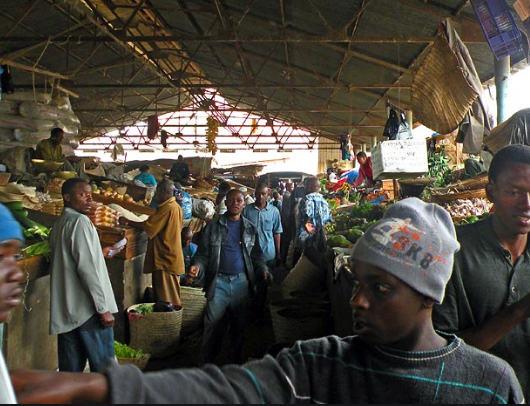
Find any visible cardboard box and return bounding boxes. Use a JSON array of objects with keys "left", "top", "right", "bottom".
[{"left": 372, "top": 139, "right": 428, "bottom": 180}]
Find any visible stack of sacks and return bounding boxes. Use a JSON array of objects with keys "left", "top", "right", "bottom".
[{"left": 0, "top": 91, "right": 81, "bottom": 154}]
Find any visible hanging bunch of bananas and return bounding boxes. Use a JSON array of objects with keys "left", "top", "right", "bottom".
[
  {"left": 206, "top": 116, "right": 219, "bottom": 155},
  {"left": 338, "top": 182, "right": 352, "bottom": 193}
]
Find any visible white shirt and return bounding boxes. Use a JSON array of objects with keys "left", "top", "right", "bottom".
[{"left": 49, "top": 208, "right": 118, "bottom": 334}]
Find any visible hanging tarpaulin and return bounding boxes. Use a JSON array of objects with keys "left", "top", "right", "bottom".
[
  {"left": 411, "top": 21, "right": 479, "bottom": 136},
  {"left": 147, "top": 114, "right": 159, "bottom": 140}
]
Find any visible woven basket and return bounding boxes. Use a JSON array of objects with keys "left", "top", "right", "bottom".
[
  {"left": 273, "top": 307, "right": 331, "bottom": 343},
  {"left": 127, "top": 304, "right": 183, "bottom": 358},
  {"left": 281, "top": 254, "right": 326, "bottom": 298},
  {"left": 429, "top": 188, "right": 486, "bottom": 204},
  {"left": 180, "top": 286, "right": 207, "bottom": 336},
  {"left": 411, "top": 31, "right": 478, "bottom": 135},
  {"left": 116, "top": 354, "right": 151, "bottom": 370}
]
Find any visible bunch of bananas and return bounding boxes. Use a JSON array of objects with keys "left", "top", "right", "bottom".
[
  {"left": 206, "top": 117, "right": 219, "bottom": 155},
  {"left": 338, "top": 183, "right": 352, "bottom": 192}
]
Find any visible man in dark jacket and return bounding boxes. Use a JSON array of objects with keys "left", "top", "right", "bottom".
[{"left": 188, "top": 188, "right": 270, "bottom": 365}]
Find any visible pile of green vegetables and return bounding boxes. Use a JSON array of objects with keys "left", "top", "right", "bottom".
[
  {"left": 114, "top": 341, "right": 144, "bottom": 359},
  {"left": 426, "top": 147, "right": 452, "bottom": 189},
  {"left": 4, "top": 201, "right": 52, "bottom": 260}
]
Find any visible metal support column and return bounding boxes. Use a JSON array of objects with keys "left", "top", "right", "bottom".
[{"left": 494, "top": 56, "right": 510, "bottom": 125}]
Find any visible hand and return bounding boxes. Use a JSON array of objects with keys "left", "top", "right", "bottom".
[
  {"left": 304, "top": 222, "right": 317, "bottom": 234},
  {"left": 263, "top": 270, "right": 273, "bottom": 284},
  {"left": 188, "top": 265, "right": 200, "bottom": 278},
  {"left": 181, "top": 275, "right": 194, "bottom": 286},
  {"left": 102, "top": 244, "right": 124, "bottom": 259},
  {"left": 11, "top": 369, "right": 109, "bottom": 404},
  {"left": 99, "top": 311, "right": 115, "bottom": 328}
]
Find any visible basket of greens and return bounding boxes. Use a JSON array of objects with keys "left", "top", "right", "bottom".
[{"left": 114, "top": 341, "right": 150, "bottom": 370}]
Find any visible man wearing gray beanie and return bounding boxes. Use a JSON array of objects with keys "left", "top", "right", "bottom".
[{"left": 11, "top": 198, "right": 524, "bottom": 404}]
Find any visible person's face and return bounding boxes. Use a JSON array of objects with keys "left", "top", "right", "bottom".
[
  {"left": 349, "top": 261, "right": 428, "bottom": 351},
  {"left": 52, "top": 132, "right": 64, "bottom": 146},
  {"left": 255, "top": 185, "right": 270, "bottom": 206},
  {"left": 286, "top": 182, "right": 294, "bottom": 193},
  {"left": 358, "top": 156, "right": 367, "bottom": 165},
  {"left": 157, "top": 184, "right": 176, "bottom": 203},
  {"left": 487, "top": 162, "right": 530, "bottom": 237},
  {"left": 225, "top": 191, "right": 245, "bottom": 216},
  {"left": 64, "top": 183, "right": 93, "bottom": 214},
  {"left": 0, "top": 239, "right": 24, "bottom": 323},
  {"left": 182, "top": 233, "right": 192, "bottom": 247}
]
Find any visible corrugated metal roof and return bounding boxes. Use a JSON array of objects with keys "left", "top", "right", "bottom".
[{"left": 0, "top": 0, "right": 526, "bottom": 150}]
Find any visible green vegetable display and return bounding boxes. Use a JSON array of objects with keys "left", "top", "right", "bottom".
[
  {"left": 22, "top": 241, "right": 51, "bottom": 260},
  {"left": 134, "top": 303, "right": 154, "bottom": 316},
  {"left": 5, "top": 202, "right": 51, "bottom": 241},
  {"left": 114, "top": 341, "right": 143, "bottom": 359}
]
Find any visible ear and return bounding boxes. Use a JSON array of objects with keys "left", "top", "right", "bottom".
[
  {"left": 485, "top": 182, "right": 494, "bottom": 203},
  {"left": 63, "top": 194, "right": 71, "bottom": 203}
]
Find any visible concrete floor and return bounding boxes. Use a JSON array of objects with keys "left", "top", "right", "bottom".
[{"left": 142, "top": 267, "right": 290, "bottom": 372}]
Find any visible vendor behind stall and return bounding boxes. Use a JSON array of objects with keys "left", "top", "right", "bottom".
[
  {"left": 34, "top": 128, "right": 75, "bottom": 172},
  {"left": 352, "top": 151, "right": 373, "bottom": 188}
]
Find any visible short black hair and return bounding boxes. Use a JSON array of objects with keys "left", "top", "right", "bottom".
[
  {"left": 157, "top": 179, "right": 175, "bottom": 194},
  {"left": 139, "top": 164, "right": 150, "bottom": 172},
  {"left": 489, "top": 144, "right": 530, "bottom": 183},
  {"left": 226, "top": 188, "right": 243, "bottom": 200},
  {"left": 356, "top": 151, "right": 367, "bottom": 159},
  {"left": 51, "top": 127, "right": 64, "bottom": 139},
  {"left": 256, "top": 182, "right": 269, "bottom": 190},
  {"left": 62, "top": 178, "right": 88, "bottom": 196},
  {"left": 218, "top": 181, "right": 232, "bottom": 193}
]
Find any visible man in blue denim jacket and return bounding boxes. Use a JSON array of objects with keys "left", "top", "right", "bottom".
[{"left": 188, "top": 188, "right": 270, "bottom": 365}]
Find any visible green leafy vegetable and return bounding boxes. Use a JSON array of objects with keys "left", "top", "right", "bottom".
[
  {"left": 134, "top": 303, "right": 154, "bottom": 316},
  {"left": 114, "top": 341, "right": 143, "bottom": 359},
  {"left": 22, "top": 241, "right": 51, "bottom": 260}
]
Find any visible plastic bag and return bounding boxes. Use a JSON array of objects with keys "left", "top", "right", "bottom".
[
  {"left": 383, "top": 108, "right": 412, "bottom": 140},
  {"left": 175, "top": 189, "right": 192, "bottom": 219},
  {"left": 383, "top": 108, "right": 400, "bottom": 139}
]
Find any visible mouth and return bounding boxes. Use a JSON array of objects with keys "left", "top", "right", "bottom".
[
  {"left": 352, "top": 317, "right": 369, "bottom": 333},
  {"left": 514, "top": 215, "right": 530, "bottom": 227}
]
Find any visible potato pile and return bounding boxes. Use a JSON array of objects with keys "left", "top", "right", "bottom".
[{"left": 87, "top": 202, "right": 119, "bottom": 227}]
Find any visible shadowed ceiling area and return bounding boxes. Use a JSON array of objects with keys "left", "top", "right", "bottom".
[{"left": 0, "top": 0, "right": 525, "bottom": 150}]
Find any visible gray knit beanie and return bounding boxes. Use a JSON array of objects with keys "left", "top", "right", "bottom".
[{"left": 350, "top": 197, "right": 460, "bottom": 303}]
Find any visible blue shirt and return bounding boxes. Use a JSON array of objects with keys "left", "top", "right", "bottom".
[
  {"left": 242, "top": 202, "right": 283, "bottom": 262},
  {"left": 134, "top": 172, "right": 157, "bottom": 186},
  {"left": 218, "top": 218, "right": 245, "bottom": 275},
  {"left": 297, "top": 192, "right": 332, "bottom": 249},
  {"left": 183, "top": 242, "right": 198, "bottom": 270}
]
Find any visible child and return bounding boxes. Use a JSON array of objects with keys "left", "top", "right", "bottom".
[
  {"left": 11, "top": 198, "right": 524, "bottom": 404},
  {"left": 179, "top": 227, "right": 203, "bottom": 287}
]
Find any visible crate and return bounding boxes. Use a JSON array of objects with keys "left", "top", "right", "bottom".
[
  {"left": 372, "top": 139, "right": 429, "bottom": 181},
  {"left": 470, "top": 0, "right": 523, "bottom": 59}
]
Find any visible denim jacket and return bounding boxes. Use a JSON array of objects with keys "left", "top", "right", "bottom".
[{"left": 192, "top": 214, "right": 268, "bottom": 300}]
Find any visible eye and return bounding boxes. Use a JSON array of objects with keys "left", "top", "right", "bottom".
[{"left": 374, "top": 283, "right": 391, "bottom": 293}]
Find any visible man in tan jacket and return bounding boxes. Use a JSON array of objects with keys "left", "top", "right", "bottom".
[{"left": 119, "top": 179, "right": 185, "bottom": 305}]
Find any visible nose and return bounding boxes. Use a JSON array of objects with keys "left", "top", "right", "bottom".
[
  {"left": 350, "top": 284, "right": 369, "bottom": 310},
  {"left": 520, "top": 192, "right": 530, "bottom": 208}
]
